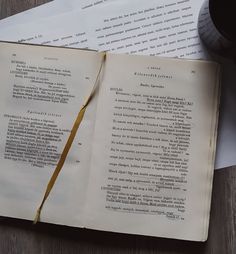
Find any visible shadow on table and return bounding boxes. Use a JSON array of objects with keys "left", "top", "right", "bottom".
[
  {"left": 0, "top": 216, "right": 206, "bottom": 254},
  {"left": 1, "top": 168, "right": 236, "bottom": 254}
]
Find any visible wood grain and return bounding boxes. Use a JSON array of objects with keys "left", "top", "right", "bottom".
[
  {"left": 0, "top": 0, "right": 51, "bottom": 20},
  {"left": 0, "top": 1, "right": 235, "bottom": 253}
]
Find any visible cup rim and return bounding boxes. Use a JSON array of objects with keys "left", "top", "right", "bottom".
[{"left": 209, "top": 0, "right": 236, "bottom": 43}]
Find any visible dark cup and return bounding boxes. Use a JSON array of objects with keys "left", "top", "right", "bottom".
[{"left": 198, "top": 0, "right": 236, "bottom": 60}]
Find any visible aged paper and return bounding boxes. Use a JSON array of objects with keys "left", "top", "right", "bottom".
[
  {"left": 84, "top": 53, "right": 220, "bottom": 241},
  {"left": 0, "top": 42, "right": 104, "bottom": 226},
  {"left": 0, "top": 1, "right": 234, "bottom": 168},
  {"left": 2, "top": 0, "right": 234, "bottom": 170},
  {"left": 0, "top": 42, "right": 220, "bottom": 241}
]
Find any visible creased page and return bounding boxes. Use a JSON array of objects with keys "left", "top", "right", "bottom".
[
  {"left": 0, "top": 42, "right": 104, "bottom": 227},
  {"left": 84, "top": 53, "right": 220, "bottom": 241}
]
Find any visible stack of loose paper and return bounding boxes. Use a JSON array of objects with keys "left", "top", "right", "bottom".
[{"left": 1, "top": 0, "right": 236, "bottom": 169}]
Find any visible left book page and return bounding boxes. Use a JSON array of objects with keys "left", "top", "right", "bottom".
[{"left": 0, "top": 42, "right": 104, "bottom": 226}]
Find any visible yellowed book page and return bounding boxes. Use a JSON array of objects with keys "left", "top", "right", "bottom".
[
  {"left": 0, "top": 42, "right": 104, "bottom": 227},
  {"left": 84, "top": 53, "right": 220, "bottom": 241}
]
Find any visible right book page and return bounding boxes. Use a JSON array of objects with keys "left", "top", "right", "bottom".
[{"left": 83, "top": 53, "right": 221, "bottom": 241}]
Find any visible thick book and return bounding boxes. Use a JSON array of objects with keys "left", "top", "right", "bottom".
[{"left": 0, "top": 41, "right": 220, "bottom": 241}]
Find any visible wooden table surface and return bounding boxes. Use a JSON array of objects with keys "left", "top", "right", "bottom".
[{"left": 0, "top": 1, "right": 236, "bottom": 253}]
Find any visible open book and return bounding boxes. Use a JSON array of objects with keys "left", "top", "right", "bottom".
[{"left": 0, "top": 41, "right": 220, "bottom": 241}]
